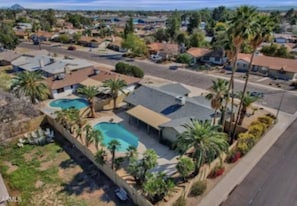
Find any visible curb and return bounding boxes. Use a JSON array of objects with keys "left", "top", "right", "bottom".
[{"left": 198, "top": 111, "right": 297, "bottom": 206}]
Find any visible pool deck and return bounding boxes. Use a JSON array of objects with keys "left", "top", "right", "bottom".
[{"left": 90, "top": 110, "right": 179, "bottom": 176}]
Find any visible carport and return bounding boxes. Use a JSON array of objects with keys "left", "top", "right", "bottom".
[{"left": 126, "top": 105, "right": 171, "bottom": 136}]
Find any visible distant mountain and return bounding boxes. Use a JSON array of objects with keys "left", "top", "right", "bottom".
[{"left": 10, "top": 4, "right": 24, "bottom": 10}]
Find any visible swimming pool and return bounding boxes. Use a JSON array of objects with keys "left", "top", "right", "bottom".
[
  {"left": 94, "top": 122, "right": 139, "bottom": 152},
  {"left": 50, "top": 98, "right": 89, "bottom": 109}
]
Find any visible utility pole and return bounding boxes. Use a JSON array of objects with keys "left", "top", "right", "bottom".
[{"left": 276, "top": 91, "right": 285, "bottom": 119}]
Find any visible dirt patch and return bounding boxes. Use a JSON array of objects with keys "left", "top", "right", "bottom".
[
  {"left": 3, "top": 161, "right": 18, "bottom": 174},
  {"left": 39, "top": 160, "right": 54, "bottom": 171}
]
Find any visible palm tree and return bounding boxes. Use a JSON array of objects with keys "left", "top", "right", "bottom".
[
  {"left": 10, "top": 71, "right": 49, "bottom": 104},
  {"left": 107, "top": 140, "right": 121, "bottom": 170},
  {"left": 95, "top": 148, "right": 107, "bottom": 165},
  {"left": 126, "top": 145, "right": 138, "bottom": 161},
  {"left": 103, "top": 79, "right": 127, "bottom": 109},
  {"left": 176, "top": 119, "right": 228, "bottom": 173},
  {"left": 205, "top": 79, "right": 229, "bottom": 125},
  {"left": 55, "top": 108, "right": 80, "bottom": 133},
  {"left": 92, "top": 129, "right": 104, "bottom": 151},
  {"left": 77, "top": 86, "right": 99, "bottom": 118},
  {"left": 83, "top": 124, "right": 92, "bottom": 144},
  {"left": 226, "top": 6, "right": 257, "bottom": 134},
  {"left": 232, "top": 14, "right": 274, "bottom": 138},
  {"left": 237, "top": 92, "right": 258, "bottom": 125},
  {"left": 176, "top": 157, "right": 195, "bottom": 182}
]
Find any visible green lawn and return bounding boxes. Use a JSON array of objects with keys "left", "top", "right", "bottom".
[{"left": 0, "top": 142, "right": 87, "bottom": 206}]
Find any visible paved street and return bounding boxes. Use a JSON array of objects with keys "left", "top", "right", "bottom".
[
  {"left": 222, "top": 118, "right": 297, "bottom": 206},
  {"left": 19, "top": 42, "right": 297, "bottom": 114}
]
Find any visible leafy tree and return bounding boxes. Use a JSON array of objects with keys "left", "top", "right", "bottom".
[
  {"left": 77, "top": 86, "right": 99, "bottom": 118},
  {"left": 176, "top": 32, "right": 188, "bottom": 46},
  {"left": 121, "top": 33, "right": 147, "bottom": 56},
  {"left": 176, "top": 157, "right": 195, "bottom": 181},
  {"left": 57, "top": 34, "right": 71, "bottom": 43},
  {"left": 143, "top": 172, "right": 175, "bottom": 203},
  {"left": 108, "top": 140, "right": 121, "bottom": 170},
  {"left": 212, "top": 6, "right": 230, "bottom": 22},
  {"left": 0, "top": 23, "right": 18, "bottom": 49},
  {"left": 166, "top": 12, "right": 181, "bottom": 41},
  {"left": 189, "top": 30, "right": 208, "bottom": 47},
  {"left": 72, "top": 32, "right": 82, "bottom": 44},
  {"left": 103, "top": 79, "right": 127, "bottom": 109},
  {"left": 43, "top": 9, "right": 56, "bottom": 28},
  {"left": 176, "top": 119, "right": 228, "bottom": 173},
  {"left": 124, "top": 17, "right": 134, "bottom": 39},
  {"left": 66, "top": 13, "right": 91, "bottom": 28},
  {"left": 10, "top": 71, "right": 49, "bottom": 104},
  {"left": 205, "top": 79, "right": 229, "bottom": 125},
  {"left": 187, "top": 12, "right": 201, "bottom": 34},
  {"left": 32, "top": 22, "right": 41, "bottom": 32},
  {"left": 154, "top": 28, "right": 169, "bottom": 42}
]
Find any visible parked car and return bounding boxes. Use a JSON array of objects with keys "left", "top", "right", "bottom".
[
  {"left": 114, "top": 188, "right": 128, "bottom": 201},
  {"left": 250, "top": 91, "right": 264, "bottom": 98},
  {"left": 67, "top": 46, "right": 76, "bottom": 51},
  {"left": 151, "top": 54, "right": 162, "bottom": 62}
]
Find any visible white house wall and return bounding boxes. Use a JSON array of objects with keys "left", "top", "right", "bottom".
[{"left": 51, "top": 84, "right": 80, "bottom": 99}]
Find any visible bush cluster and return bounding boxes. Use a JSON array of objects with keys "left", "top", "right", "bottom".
[
  {"left": 115, "top": 62, "right": 144, "bottom": 78},
  {"left": 236, "top": 115, "right": 274, "bottom": 156},
  {"left": 190, "top": 181, "right": 207, "bottom": 197},
  {"left": 173, "top": 195, "right": 186, "bottom": 206},
  {"left": 226, "top": 149, "right": 241, "bottom": 163},
  {"left": 207, "top": 164, "right": 225, "bottom": 179},
  {"left": 176, "top": 53, "right": 192, "bottom": 64}
]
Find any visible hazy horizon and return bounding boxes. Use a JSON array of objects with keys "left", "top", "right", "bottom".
[{"left": 2, "top": 0, "right": 297, "bottom": 10}]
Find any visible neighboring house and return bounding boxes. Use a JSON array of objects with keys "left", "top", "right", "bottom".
[
  {"left": 14, "top": 30, "right": 29, "bottom": 39},
  {"left": 107, "top": 36, "right": 126, "bottom": 52},
  {"left": 0, "top": 50, "right": 21, "bottom": 65},
  {"left": 12, "top": 55, "right": 94, "bottom": 77},
  {"left": 45, "top": 67, "right": 140, "bottom": 99},
  {"left": 148, "top": 43, "right": 180, "bottom": 60},
  {"left": 233, "top": 53, "right": 297, "bottom": 81},
  {"left": 125, "top": 84, "right": 215, "bottom": 143},
  {"left": 33, "top": 31, "right": 55, "bottom": 42},
  {"left": 78, "top": 36, "right": 106, "bottom": 48},
  {"left": 187, "top": 47, "right": 225, "bottom": 65}
]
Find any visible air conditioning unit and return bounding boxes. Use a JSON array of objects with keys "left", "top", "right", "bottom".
[
  {"left": 55, "top": 74, "right": 65, "bottom": 80},
  {"left": 175, "top": 96, "right": 186, "bottom": 105},
  {"left": 93, "top": 69, "right": 100, "bottom": 75}
]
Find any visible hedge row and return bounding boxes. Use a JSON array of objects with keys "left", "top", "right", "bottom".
[
  {"left": 237, "top": 115, "right": 275, "bottom": 155},
  {"left": 115, "top": 62, "right": 144, "bottom": 78}
]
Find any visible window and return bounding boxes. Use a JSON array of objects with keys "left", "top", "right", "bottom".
[
  {"left": 70, "top": 85, "right": 74, "bottom": 89},
  {"left": 57, "top": 88, "right": 64, "bottom": 93},
  {"left": 215, "top": 57, "right": 220, "bottom": 62}
]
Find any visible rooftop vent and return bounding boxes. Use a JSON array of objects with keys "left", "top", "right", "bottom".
[
  {"left": 54, "top": 73, "right": 65, "bottom": 80},
  {"left": 175, "top": 96, "right": 186, "bottom": 105},
  {"left": 93, "top": 69, "right": 100, "bottom": 75}
]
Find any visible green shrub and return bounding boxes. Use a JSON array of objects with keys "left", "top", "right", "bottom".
[
  {"left": 237, "top": 132, "right": 257, "bottom": 155},
  {"left": 173, "top": 195, "right": 186, "bottom": 206},
  {"left": 248, "top": 122, "right": 266, "bottom": 139},
  {"left": 176, "top": 53, "right": 192, "bottom": 64},
  {"left": 115, "top": 62, "right": 144, "bottom": 78},
  {"left": 258, "top": 116, "right": 274, "bottom": 128},
  {"left": 190, "top": 181, "right": 207, "bottom": 197}
]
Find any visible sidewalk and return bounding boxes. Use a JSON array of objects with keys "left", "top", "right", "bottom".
[{"left": 198, "top": 111, "right": 297, "bottom": 206}]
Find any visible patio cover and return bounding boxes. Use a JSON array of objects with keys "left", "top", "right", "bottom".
[
  {"left": 80, "top": 78, "right": 103, "bottom": 87},
  {"left": 127, "top": 105, "right": 171, "bottom": 130}
]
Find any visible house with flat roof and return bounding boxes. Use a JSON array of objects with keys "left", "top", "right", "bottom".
[
  {"left": 125, "top": 84, "right": 216, "bottom": 143},
  {"left": 234, "top": 53, "right": 297, "bottom": 81},
  {"left": 12, "top": 55, "right": 94, "bottom": 77}
]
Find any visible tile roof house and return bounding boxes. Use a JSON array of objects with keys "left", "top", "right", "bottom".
[
  {"left": 45, "top": 67, "right": 140, "bottom": 99},
  {"left": 234, "top": 53, "right": 297, "bottom": 81},
  {"left": 0, "top": 50, "right": 21, "bottom": 65},
  {"left": 125, "top": 84, "right": 215, "bottom": 143},
  {"left": 148, "top": 42, "right": 180, "bottom": 60},
  {"left": 187, "top": 47, "right": 226, "bottom": 65}
]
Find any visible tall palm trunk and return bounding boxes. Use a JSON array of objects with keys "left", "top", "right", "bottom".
[
  {"left": 238, "top": 105, "right": 248, "bottom": 125},
  {"left": 213, "top": 108, "right": 218, "bottom": 125},
  {"left": 89, "top": 98, "right": 96, "bottom": 118},
  {"left": 231, "top": 50, "right": 256, "bottom": 141},
  {"left": 228, "top": 48, "right": 239, "bottom": 138}
]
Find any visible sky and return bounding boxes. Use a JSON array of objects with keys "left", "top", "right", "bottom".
[{"left": 1, "top": 0, "right": 297, "bottom": 10}]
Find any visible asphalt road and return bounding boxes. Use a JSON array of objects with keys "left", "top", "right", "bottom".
[
  {"left": 19, "top": 42, "right": 297, "bottom": 114},
  {"left": 222, "top": 118, "right": 297, "bottom": 206}
]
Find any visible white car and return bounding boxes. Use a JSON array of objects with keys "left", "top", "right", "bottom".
[{"left": 151, "top": 54, "right": 162, "bottom": 62}]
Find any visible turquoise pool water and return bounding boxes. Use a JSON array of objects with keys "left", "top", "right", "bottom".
[
  {"left": 94, "top": 122, "right": 139, "bottom": 152},
  {"left": 50, "top": 98, "right": 89, "bottom": 109}
]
